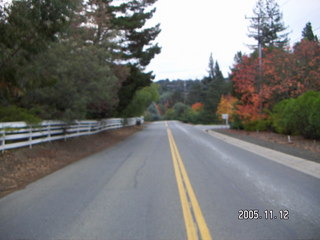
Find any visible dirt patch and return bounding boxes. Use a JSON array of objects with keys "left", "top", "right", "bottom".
[
  {"left": 214, "top": 129, "right": 320, "bottom": 163},
  {"left": 0, "top": 126, "right": 142, "bottom": 198}
]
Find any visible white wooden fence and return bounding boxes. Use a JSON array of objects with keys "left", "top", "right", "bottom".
[{"left": 0, "top": 117, "right": 143, "bottom": 152}]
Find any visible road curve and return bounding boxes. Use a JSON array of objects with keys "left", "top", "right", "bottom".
[{"left": 0, "top": 121, "right": 319, "bottom": 240}]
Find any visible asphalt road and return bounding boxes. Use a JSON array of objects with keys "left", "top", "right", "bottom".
[{"left": 0, "top": 121, "right": 319, "bottom": 240}]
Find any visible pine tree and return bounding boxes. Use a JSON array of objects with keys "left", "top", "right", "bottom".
[
  {"left": 108, "top": 0, "right": 161, "bottom": 116},
  {"left": 0, "top": 0, "right": 77, "bottom": 105},
  {"left": 0, "top": 0, "right": 160, "bottom": 120},
  {"left": 302, "top": 22, "right": 318, "bottom": 42},
  {"left": 110, "top": 0, "right": 161, "bottom": 67},
  {"left": 69, "top": 0, "right": 161, "bottom": 116},
  {"left": 208, "top": 53, "right": 215, "bottom": 80},
  {"left": 201, "top": 57, "right": 225, "bottom": 123},
  {"left": 248, "top": 0, "right": 288, "bottom": 49}
]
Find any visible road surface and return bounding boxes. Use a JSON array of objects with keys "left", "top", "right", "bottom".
[{"left": 0, "top": 121, "right": 319, "bottom": 240}]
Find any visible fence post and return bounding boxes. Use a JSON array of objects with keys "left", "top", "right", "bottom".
[
  {"left": 77, "top": 122, "right": 80, "bottom": 136},
  {"left": 63, "top": 124, "right": 67, "bottom": 142},
  {"left": 29, "top": 126, "right": 33, "bottom": 149},
  {"left": 48, "top": 123, "right": 51, "bottom": 142},
  {"left": 1, "top": 130, "right": 5, "bottom": 153}
]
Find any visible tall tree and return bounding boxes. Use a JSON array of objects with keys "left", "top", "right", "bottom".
[
  {"left": 230, "top": 51, "right": 243, "bottom": 98},
  {"left": 0, "top": 0, "right": 160, "bottom": 121},
  {"left": 110, "top": 0, "right": 161, "bottom": 66},
  {"left": 248, "top": 0, "right": 288, "bottom": 49},
  {"left": 302, "top": 22, "right": 318, "bottom": 42},
  {"left": 293, "top": 39, "right": 320, "bottom": 91},
  {"left": 54, "top": 0, "right": 161, "bottom": 117},
  {"left": 188, "top": 80, "right": 206, "bottom": 105},
  {"left": 20, "top": 42, "right": 120, "bottom": 120},
  {"left": 208, "top": 53, "right": 215, "bottom": 80},
  {"left": 202, "top": 56, "right": 225, "bottom": 123},
  {"left": 0, "top": 0, "right": 78, "bottom": 105},
  {"left": 109, "top": 0, "right": 161, "bottom": 116}
]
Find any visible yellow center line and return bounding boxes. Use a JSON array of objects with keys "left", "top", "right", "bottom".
[
  {"left": 166, "top": 122, "right": 212, "bottom": 240},
  {"left": 167, "top": 128, "right": 198, "bottom": 239}
]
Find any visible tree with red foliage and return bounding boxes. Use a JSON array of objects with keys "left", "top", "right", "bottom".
[
  {"left": 262, "top": 48, "right": 300, "bottom": 103},
  {"left": 293, "top": 39, "right": 320, "bottom": 91},
  {"left": 231, "top": 39, "right": 320, "bottom": 124},
  {"left": 191, "top": 102, "right": 204, "bottom": 112},
  {"left": 231, "top": 55, "right": 266, "bottom": 123}
]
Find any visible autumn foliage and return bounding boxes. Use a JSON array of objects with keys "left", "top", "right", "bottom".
[
  {"left": 231, "top": 39, "right": 320, "bottom": 124},
  {"left": 216, "top": 95, "right": 237, "bottom": 121},
  {"left": 191, "top": 102, "right": 204, "bottom": 112}
]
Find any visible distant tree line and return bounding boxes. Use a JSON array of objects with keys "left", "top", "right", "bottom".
[
  {"left": 146, "top": 56, "right": 232, "bottom": 124},
  {"left": 0, "top": 0, "right": 160, "bottom": 122},
  {"left": 145, "top": 0, "right": 320, "bottom": 139}
]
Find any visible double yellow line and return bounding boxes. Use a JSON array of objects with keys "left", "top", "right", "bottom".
[{"left": 166, "top": 122, "right": 212, "bottom": 240}]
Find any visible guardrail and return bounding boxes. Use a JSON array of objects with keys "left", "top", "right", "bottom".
[{"left": 0, "top": 117, "right": 143, "bottom": 152}]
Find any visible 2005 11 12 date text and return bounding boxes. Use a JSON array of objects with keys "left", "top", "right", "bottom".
[{"left": 238, "top": 209, "right": 289, "bottom": 220}]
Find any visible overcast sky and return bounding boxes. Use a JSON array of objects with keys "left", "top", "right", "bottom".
[{"left": 145, "top": 0, "right": 320, "bottom": 81}]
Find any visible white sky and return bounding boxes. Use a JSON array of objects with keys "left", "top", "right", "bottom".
[{"left": 145, "top": 0, "right": 320, "bottom": 80}]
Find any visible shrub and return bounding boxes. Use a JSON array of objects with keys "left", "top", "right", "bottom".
[
  {"left": 307, "top": 97, "right": 320, "bottom": 139},
  {"left": 243, "top": 119, "right": 272, "bottom": 131},
  {"left": 272, "top": 98, "right": 298, "bottom": 135},
  {"left": 164, "top": 108, "right": 176, "bottom": 120},
  {"left": 297, "top": 91, "right": 320, "bottom": 139},
  {"left": 0, "top": 106, "right": 41, "bottom": 124},
  {"left": 272, "top": 91, "right": 320, "bottom": 139},
  {"left": 230, "top": 113, "right": 244, "bottom": 129}
]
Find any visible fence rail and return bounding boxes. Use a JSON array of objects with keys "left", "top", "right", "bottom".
[{"left": 0, "top": 117, "right": 143, "bottom": 152}]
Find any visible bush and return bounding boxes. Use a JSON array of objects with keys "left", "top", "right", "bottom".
[
  {"left": 164, "top": 108, "right": 176, "bottom": 120},
  {"left": 272, "top": 98, "right": 298, "bottom": 135},
  {"left": 181, "top": 108, "right": 198, "bottom": 123},
  {"left": 307, "top": 97, "right": 320, "bottom": 139},
  {"left": 272, "top": 91, "right": 320, "bottom": 139},
  {"left": 230, "top": 113, "right": 244, "bottom": 129},
  {"left": 297, "top": 91, "right": 320, "bottom": 139},
  {"left": 0, "top": 106, "right": 41, "bottom": 124},
  {"left": 243, "top": 119, "right": 272, "bottom": 131}
]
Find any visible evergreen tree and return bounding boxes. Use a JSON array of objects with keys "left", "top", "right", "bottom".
[
  {"left": 208, "top": 53, "right": 215, "bottom": 80},
  {"left": 248, "top": 0, "right": 288, "bottom": 49},
  {"left": 187, "top": 80, "right": 206, "bottom": 105},
  {"left": 0, "top": 0, "right": 160, "bottom": 121},
  {"left": 214, "top": 61, "right": 224, "bottom": 83},
  {"left": 110, "top": 0, "right": 161, "bottom": 66},
  {"left": 201, "top": 56, "right": 225, "bottom": 123},
  {"left": 84, "top": 0, "right": 114, "bottom": 46},
  {"left": 302, "top": 22, "right": 318, "bottom": 42},
  {"left": 60, "top": 0, "right": 161, "bottom": 117},
  {"left": 230, "top": 51, "right": 244, "bottom": 98},
  {"left": 20, "top": 42, "right": 119, "bottom": 120},
  {"left": 0, "top": 0, "right": 78, "bottom": 105},
  {"left": 108, "top": 0, "right": 161, "bottom": 116}
]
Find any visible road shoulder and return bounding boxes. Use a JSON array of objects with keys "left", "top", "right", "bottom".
[
  {"left": 207, "top": 130, "right": 320, "bottom": 179},
  {"left": 0, "top": 126, "right": 142, "bottom": 198},
  {"left": 213, "top": 129, "right": 320, "bottom": 163}
]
